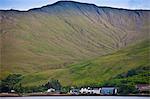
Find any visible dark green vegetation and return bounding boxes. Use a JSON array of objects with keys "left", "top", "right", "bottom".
[
  {"left": 0, "top": 74, "right": 61, "bottom": 93},
  {"left": 44, "top": 79, "right": 61, "bottom": 91},
  {"left": 0, "top": 74, "right": 22, "bottom": 92},
  {"left": 0, "top": 1, "right": 149, "bottom": 94},
  {"left": 102, "top": 66, "right": 150, "bottom": 94}
]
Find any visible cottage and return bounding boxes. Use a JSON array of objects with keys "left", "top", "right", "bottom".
[
  {"left": 47, "top": 88, "right": 55, "bottom": 93},
  {"left": 80, "top": 87, "right": 93, "bottom": 94},
  {"left": 92, "top": 88, "right": 101, "bottom": 94},
  {"left": 10, "top": 90, "right": 15, "bottom": 93},
  {"left": 101, "top": 87, "right": 117, "bottom": 95},
  {"left": 80, "top": 87, "right": 101, "bottom": 94},
  {"left": 80, "top": 88, "right": 88, "bottom": 94}
]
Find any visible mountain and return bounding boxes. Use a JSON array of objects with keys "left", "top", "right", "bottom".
[{"left": 0, "top": 1, "right": 149, "bottom": 84}]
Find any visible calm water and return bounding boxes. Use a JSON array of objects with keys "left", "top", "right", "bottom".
[{"left": 0, "top": 96, "right": 149, "bottom": 99}]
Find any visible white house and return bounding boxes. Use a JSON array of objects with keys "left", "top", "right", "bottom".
[
  {"left": 92, "top": 88, "right": 101, "bottom": 94},
  {"left": 80, "top": 87, "right": 101, "bottom": 94},
  {"left": 47, "top": 88, "right": 55, "bottom": 93},
  {"left": 80, "top": 88, "right": 88, "bottom": 94},
  {"left": 11, "top": 90, "right": 15, "bottom": 93}
]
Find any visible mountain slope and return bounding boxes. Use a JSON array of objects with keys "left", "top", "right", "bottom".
[
  {"left": 20, "top": 40, "right": 150, "bottom": 87},
  {"left": 0, "top": 1, "right": 150, "bottom": 78}
]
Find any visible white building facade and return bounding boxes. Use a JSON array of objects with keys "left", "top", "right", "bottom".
[{"left": 80, "top": 87, "right": 101, "bottom": 94}]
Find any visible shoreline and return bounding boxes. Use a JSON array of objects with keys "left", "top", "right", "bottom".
[
  {"left": 0, "top": 93, "right": 149, "bottom": 97},
  {"left": 0, "top": 93, "right": 20, "bottom": 97}
]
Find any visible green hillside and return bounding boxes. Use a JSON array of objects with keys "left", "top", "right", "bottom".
[
  {"left": 19, "top": 40, "right": 149, "bottom": 87},
  {"left": 0, "top": 1, "right": 149, "bottom": 79}
]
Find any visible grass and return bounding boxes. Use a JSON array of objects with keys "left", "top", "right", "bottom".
[{"left": 18, "top": 40, "right": 149, "bottom": 87}]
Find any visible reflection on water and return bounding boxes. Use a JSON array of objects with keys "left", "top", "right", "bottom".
[{"left": 1, "top": 96, "right": 149, "bottom": 99}]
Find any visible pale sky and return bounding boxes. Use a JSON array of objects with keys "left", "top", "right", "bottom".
[{"left": 0, "top": 0, "right": 150, "bottom": 10}]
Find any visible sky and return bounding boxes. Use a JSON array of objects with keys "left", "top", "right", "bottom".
[{"left": 0, "top": 0, "right": 150, "bottom": 10}]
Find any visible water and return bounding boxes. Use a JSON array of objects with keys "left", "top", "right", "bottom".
[{"left": 0, "top": 96, "right": 149, "bottom": 99}]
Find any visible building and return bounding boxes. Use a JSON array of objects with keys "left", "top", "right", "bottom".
[
  {"left": 80, "top": 87, "right": 101, "bottom": 95},
  {"left": 80, "top": 88, "right": 88, "bottom": 94},
  {"left": 92, "top": 88, "right": 101, "bottom": 94},
  {"left": 80, "top": 87, "right": 93, "bottom": 94},
  {"left": 47, "top": 88, "right": 55, "bottom": 93},
  {"left": 10, "top": 90, "right": 15, "bottom": 93},
  {"left": 101, "top": 87, "right": 117, "bottom": 95}
]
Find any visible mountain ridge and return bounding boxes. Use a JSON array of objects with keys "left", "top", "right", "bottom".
[{"left": 1, "top": 1, "right": 150, "bottom": 12}]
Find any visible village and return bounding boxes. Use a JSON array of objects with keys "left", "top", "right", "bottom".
[
  {"left": 0, "top": 74, "right": 149, "bottom": 97},
  {"left": 16, "top": 86, "right": 118, "bottom": 96},
  {"left": 45, "top": 84, "right": 149, "bottom": 96},
  {"left": 0, "top": 87, "right": 117, "bottom": 96},
  {"left": 45, "top": 87, "right": 118, "bottom": 96},
  {"left": 0, "top": 84, "right": 150, "bottom": 97},
  {"left": 68, "top": 87, "right": 117, "bottom": 95}
]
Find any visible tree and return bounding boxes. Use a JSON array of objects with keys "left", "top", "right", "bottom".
[
  {"left": 61, "top": 86, "right": 71, "bottom": 94},
  {"left": 44, "top": 79, "right": 61, "bottom": 91},
  {"left": 0, "top": 74, "right": 22, "bottom": 92},
  {"left": 118, "top": 84, "right": 138, "bottom": 95}
]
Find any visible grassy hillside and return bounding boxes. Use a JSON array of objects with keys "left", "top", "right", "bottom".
[
  {"left": 0, "top": 1, "right": 149, "bottom": 79},
  {"left": 18, "top": 40, "right": 149, "bottom": 87},
  {"left": 104, "top": 66, "right": 150, "bottom": 86}
]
